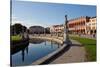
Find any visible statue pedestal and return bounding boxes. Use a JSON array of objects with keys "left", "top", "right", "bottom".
[{"left": 63, "top": 30, "right": 69, "bottom": 44}]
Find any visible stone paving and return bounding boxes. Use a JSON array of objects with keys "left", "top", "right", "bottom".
[{"left": 50, "top": 39, "right": 86, "bottom": 64}]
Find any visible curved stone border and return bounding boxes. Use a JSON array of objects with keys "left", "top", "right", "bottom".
[
  {"left": 29, "top": 35, "right": 68, "bottom": 65},
  {"left": 29, "top": 36, "right": 63, "bottom": 44},
  {"left": 32, "top": 44, "right": 67, "bottom": 65}
]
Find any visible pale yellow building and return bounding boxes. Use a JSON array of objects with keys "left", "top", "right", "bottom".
[{"left": 86, "top": 17, "right": 96, "bottom": 34}]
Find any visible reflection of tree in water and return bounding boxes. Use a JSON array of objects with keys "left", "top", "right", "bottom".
[
  {"left": 11, "top": 42, "right": 29, "bottom": 66},
  {"left": 21, "top": 44, "right": 29, "bottom": 62},
  {"left": 29, "top": 39, "right": 45, "bottom": 44},
  {"left": 22, "top": 49, "right": 25, "bottom": 62},
  {"left": 26, "top": 46, "right": 28, "bottom": 54},
  {"left": 11, "top": 42, "right": 29, "bottom": 55}
]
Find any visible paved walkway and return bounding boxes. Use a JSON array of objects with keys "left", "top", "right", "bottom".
[{"left": 50, "top": 39, "right": 86, "bottom": 64}]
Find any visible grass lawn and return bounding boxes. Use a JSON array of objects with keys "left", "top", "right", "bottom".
[
  {"left": 11, "top": 35, "right": 22, "bottom": 41},
  {"left": 69, "top": 36, "right": 96, "bottom": 61}
]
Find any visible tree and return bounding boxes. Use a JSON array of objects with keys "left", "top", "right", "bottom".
[
  {"left": 45, "top": 27, "right": 50, "bottom": 34},
  {"left": 14, "top": 23, "right": 23, "bottom": 34},
  {"left": 11, "top": 23, "right": 27, "bottom": 35},
  {"left": 23, "top": 26, "right": 27, "bottom": 32}
]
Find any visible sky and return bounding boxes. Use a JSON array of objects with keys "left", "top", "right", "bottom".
[{"left": 12, "top": 0, "right": 96, "bottom": 28}]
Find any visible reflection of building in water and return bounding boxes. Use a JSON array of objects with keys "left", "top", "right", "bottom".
[
  {"left": 50, "top": 41, "right": 53, "bottom": 48},
  {"left": 44, "top": 41, "right": 46, "bottom": 46},
  {"left": 29, "top": 26, "right": 45, "bottom": 34},
  {"left": 86, "top": 17, "right": 96, "bottom": 35},
  {"left": 57, "top": 43, "right": 60, "bottom": 48},
  {"left": 30, "top": 39, "right": 44, "bottom": 44}
]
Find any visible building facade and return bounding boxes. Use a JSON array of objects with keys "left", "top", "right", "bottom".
[
  {"left": 50, "top": 24, "right": 64, "bottom": 34},
  {"left": 68, "top": 16, "right": 90, "bottom": 34},
  {"left": 49, "top": 16, "right": 96, "bottom": 35},
  {"left": 86, "top": 17, "right": 96, "bottom": 34},
  {"left": 29, "top": 26, "right": 45, "bottom": 34}
]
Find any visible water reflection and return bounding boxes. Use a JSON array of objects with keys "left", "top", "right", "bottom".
[
  {"left": 22, "top": 49, "right": 25, "bottom": 62},
  {"left": 44, "top": 41, "right": 46, "bottom": 46},
  {"left": 51, "top": 40, "right": 53, "bottom": 49},
  {"left": 11, "top": 39, "right": 62, "bottom": 66},
  {"left": 11, "top": 42, "right": 29, "bottom": 55},
  {"left": 50, "top": 40, "right": 61, "bottom": 49},
  {"left": 11, "top": 42, "right": 29, "bottom": 66},
  {"left": 29, "top": 39, "right": 45, "bottom": 44},
  {"left": 26, "top": 46, "right": 28, "bottom": 54}
]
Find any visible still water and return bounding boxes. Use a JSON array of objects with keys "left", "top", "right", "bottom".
[{"left": 11, "top": 39, "right": 62, "bottom": 66}]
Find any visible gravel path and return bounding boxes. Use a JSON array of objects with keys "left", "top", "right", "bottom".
[{"left": 50, "top": 39, "right": 86, "bottom": 64}]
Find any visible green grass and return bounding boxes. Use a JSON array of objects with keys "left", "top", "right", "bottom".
[
  {"left": 69, "top": 36, "right": 96, "bottom": 61},
  {"left": 11, "top": 35, "right": 22, "bottom": 41}
]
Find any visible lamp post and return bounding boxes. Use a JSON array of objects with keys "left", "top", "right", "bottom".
[{"left": 63, "top": 15, "right": 69, "bottom": 44}]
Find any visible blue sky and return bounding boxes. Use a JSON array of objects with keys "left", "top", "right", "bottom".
[{"left": 12, "top": 0, "right": 96, "bottom": 28}]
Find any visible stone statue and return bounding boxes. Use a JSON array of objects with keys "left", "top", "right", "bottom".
[{"left": 63, "top": 15, "right": 69, "bottom": 44}]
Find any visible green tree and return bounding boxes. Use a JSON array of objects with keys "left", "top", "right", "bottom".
[{"left": 11, "top": 23, "right": 27, "bottom": 35}]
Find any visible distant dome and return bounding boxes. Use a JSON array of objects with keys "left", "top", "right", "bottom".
[{"left": 29, "top": 26, "right": 45, "bottom": 34}]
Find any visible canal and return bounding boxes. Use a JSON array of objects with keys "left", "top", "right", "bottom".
[{"left": 11, "top": 39, "right": 63, "bottom": 66}]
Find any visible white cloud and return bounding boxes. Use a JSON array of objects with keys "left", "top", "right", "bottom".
[
  {"left": 11, "top": 16, "right": 51, "bottom": 28},
  {"left": 11, "top": 16, "right": 31, "bottom": 28},
  {"left": 11, "top": 18, "right": 60, "bottom": 28}
]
